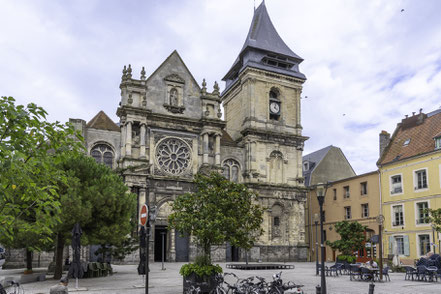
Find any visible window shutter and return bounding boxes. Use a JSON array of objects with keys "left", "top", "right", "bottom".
[
  {"left": 404, "top": 235, "right": 410, "bottom": 256},
  {"left": 389, "top": 236, "right": 394, "bottom": 253}
]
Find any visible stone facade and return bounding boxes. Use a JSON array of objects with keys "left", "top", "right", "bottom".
[{"left": 4, "top": 1, "right": 310, "bottom": 266}]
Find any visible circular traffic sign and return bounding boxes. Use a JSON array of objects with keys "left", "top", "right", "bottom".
[{"left": 140, "top": 204, "right": 149, "bottom": 227}]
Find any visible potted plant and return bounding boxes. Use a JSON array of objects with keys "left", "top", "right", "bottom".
[{"left": 168, "top": 172, "right": 264, "bottom": 293}]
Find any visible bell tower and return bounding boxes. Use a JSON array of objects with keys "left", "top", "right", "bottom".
[{"left": 222, "top": 1, "right": 308, "bottom": 186}]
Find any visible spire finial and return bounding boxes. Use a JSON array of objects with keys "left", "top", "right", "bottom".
[
  {"left": 213, "top": 81, "right": 219, "bottom": 95},
  {"left": 201, "top": 78, "right": 207, "bottom": 94},
  {"left": 127, "top": 64, "right": 132, "bottom": 79},
  {"left": 122, "top": 65, "right": 127, "bottom": 81},
  {"left": 140, "top": 66, "right": 146, "bottom": 80}
]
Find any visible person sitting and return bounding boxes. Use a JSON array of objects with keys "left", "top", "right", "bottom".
[
  {"left": 368, "top": 259, "right": 378, "bottom": 268},
  {"left": 50, "top": 277, "right": 69, "bottom": 294}
]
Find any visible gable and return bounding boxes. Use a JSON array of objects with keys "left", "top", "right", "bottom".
[
  {"left": 309, "top": 147, "right": 356, "bottom": 185},
  {"left": 145, "top": 50, "right": 202, "bottom": 118}
]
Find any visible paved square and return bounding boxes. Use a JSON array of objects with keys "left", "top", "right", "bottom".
[{"left": 9, "top": 262, "right": 441, "bottom": 294}]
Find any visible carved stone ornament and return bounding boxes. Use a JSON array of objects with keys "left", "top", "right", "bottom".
[
  {"left": 164, "top": 74, "right": 185, "bottom": 84},
  {"left": 163, "top": 104, "right": 185, "bottom": 114},
  {"left": 155, "top": 137, "right": 192, "bottom": 176}
]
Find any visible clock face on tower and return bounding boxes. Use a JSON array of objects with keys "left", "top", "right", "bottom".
[{"left": 270, "top": 101, "right": 280, "bottom": 114}]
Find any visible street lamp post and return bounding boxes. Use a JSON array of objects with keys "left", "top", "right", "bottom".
[
  {"left": 432, "top": 225, "right": 436, "bottom": 254},
  {"left": 145, "top": 205, "right": 158, "bottom": 294},
  {"left": 314, "top": 213, "right": 319, "bottom": 276},
  {"left": 376, "top": 214, "right": 384, "bottom": 281},
  {"left": 316, "top": 183, "right": 330, "bottom": 294}
]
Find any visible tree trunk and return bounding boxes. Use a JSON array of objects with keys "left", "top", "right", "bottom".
[
  {"left": 25, "top": 249, "right": 33, "bottom": 271},
  {"left": 54, "top": 233, "right": 65, "bottom": 280}
]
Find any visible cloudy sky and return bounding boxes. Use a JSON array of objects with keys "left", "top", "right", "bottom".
[{"left": 1, "top": 0, "right": 441, "bottom": 174}]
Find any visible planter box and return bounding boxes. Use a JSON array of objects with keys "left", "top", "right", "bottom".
[{"left": 183, "top": 272, "right": 216, "bottom": 294}]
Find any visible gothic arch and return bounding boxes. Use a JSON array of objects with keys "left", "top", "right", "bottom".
[
  {"left": 222, "top": 158, "right": 241, "bottom": 182},
  {"left": 90, "top": 141, "right": 116, "bottom": 169}
]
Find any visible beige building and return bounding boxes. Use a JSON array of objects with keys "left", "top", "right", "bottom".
[{"left": 308, "top": 171, "right": 381, "bottom": 262}]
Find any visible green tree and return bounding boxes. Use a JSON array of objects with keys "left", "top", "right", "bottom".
[
  {"left": 0, "top": 96, "right": 83, "bottom": 246},
  {"left": 428, "top": 208, "right": 441, "bottom": 232},
  {"left": 168, "top": 172, "right": 264, "bottom": 273},
  {"left": 326, "top": 220, "right": 367, "bottom": 256},
  {"left": 53, "top": 153, "right": 137, "bottom": 279}
]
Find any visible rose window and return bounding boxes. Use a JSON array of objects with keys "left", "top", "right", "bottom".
[{"left": 155, "top": 137, "right": 192, "bottom": 175}]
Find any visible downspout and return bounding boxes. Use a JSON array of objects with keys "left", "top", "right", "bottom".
[{"left": 377, "top": 169, "right": 382, "bottom": 257}]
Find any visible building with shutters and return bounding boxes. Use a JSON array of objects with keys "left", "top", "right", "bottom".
[{"left": 377, "top": 108, "right": 441, "bottom": 261}]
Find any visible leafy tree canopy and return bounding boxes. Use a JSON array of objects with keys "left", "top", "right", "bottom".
[
  {"left": 0, "top": 96, "right": 83, "bottom": 244},
  {"left": 428, "top": 208, "right": 441, "bottom": 232},
  {"left": 326, "top": 220, "right": 367, "bottom": 256},
  {"left": 168, "top": 172, "right": 264, "bottom": 263}
]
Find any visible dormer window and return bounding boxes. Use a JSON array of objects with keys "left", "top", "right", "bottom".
[
  {"left": 261, "top": 54, "right": 294, "bottom": 70},
  {"left": 435, "top": 136, "right": 441, "bottom": 150},
  {"left": 303, "top": 161, "right": 309, "bottom": 171},
  {"left": 403, "top": 139, "right": 411, "bottom": 146}
]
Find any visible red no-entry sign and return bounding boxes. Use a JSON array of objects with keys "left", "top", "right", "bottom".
[{"left": 140, "top": 204, "right": 149, "bottom": 227}]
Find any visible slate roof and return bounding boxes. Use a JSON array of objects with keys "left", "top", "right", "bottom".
[
  {"left": 302, "top": 145, "right": 334, "bottom": 186},
  {"left": 86, "top": 111, "right": 120, "bottom": 132},
  {"left": 378, "top": 109, "right": 441, "bottom": 166},
  {"left": 222, "top": 1, "right": 305, "bottom": 90},
  {"left": 240, "top": 1, "right": 302, "bottom": 61}
]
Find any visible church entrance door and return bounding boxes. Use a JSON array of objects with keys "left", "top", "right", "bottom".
[{"left": 154, "top": 226, "right": 167, "bottom": 262}]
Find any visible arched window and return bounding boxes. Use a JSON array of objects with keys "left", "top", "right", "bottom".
[
  {"left": 274, "top": 216, "right": 280, "bottom": 227},
  {"left": 170, "top": 88, "right": 178, "bottom": 106},
  {"left": 90, "top": 144, "right": 114, "bottom": 168},
  {"left": 269, "top": 88, "right": 281, "bottom": 120},
  {"left": 223, "top": 159, "right": 240, "bottom": 182},
  {"left": 270, "top": 90, "right": 278, "bottom": 99}
]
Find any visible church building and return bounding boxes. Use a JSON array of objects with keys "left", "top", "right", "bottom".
[{"left": 71, "top": 1, "right": 309, "bottom": 262}]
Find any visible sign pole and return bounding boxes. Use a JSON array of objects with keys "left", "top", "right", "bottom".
[
  {"left": 146, "top": 223, "right": 149, "bottom": 294},
  {"left": 139, "top": 204, "right": 149, "bottom": 294}
]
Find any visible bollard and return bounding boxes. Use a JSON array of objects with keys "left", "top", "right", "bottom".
[
  {"left": 316, "top": 284, "right": 321, "bottom": 294},
  {"left": 368, "top": 282, "right": 375, "bottom": 294}
]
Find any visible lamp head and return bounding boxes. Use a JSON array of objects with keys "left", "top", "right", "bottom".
[{"left": 313, "top": 213, "right": 319, "bottom": 223}]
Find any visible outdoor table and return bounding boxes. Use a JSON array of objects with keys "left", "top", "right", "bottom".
[{"left": 360, "top": 266, "right": 380, "bottom": 282}]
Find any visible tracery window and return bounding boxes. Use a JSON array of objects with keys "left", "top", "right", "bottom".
[
  {"left": 155, "top": 137, "right": 192, "bottom": 176},
  {"left": 223, "top": 159, "right": 240, "bottom": 182},
  {"left": 91, "top": 144, "right": 114, "bottom": 168}
]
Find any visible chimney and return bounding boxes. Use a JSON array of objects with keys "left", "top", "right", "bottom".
[{"left": 379, "top": 130, "right": 391, "bottom": 157}]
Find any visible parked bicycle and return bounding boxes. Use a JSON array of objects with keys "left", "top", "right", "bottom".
[{"left": 0, "top": 281, "right": 25, "bottom": 294}]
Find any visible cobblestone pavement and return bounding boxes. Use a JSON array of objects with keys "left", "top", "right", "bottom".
[{"left": 3, "top": 262, "right": 441, "bottom": 294}]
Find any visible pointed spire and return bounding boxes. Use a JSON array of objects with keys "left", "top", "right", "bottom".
[{"left": 241, "top": 2, "right": 301, "bottom": 60}]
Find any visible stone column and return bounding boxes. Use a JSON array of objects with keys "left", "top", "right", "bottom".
[
  {"left": 170, "top": 229, "right": 176, "bottom": 261},
  {"left": 215, "top": 133, "right": 221, "bottom": 165},
  {"left": 203, "top": 133, "right": 209, "bottom": 164},
  {"left": 140, "top": 123, "right": 146, "bottom": 159},
  {"left": 120, "top": 124, "right": 126, "bottom": 156},
  {"left": 139, "top": 187, "right": 146, "bottom": 205},
  {"left": 125, "top": 121, "right": 132, "bottom": 157}
]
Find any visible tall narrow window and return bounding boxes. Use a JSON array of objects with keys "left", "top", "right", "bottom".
[
  {"left": 269, "top": 151, "right": 283, "bottom": 184},
  {"left": 416, "top": 202, "right": 429, "bottom": 224},
  {"left": 343, "top": 186, "right": 350, "bottom": 198},
  {"left": 90, "top": 144, "right": 114, "bottom": 168},
  {"left": 360, "top": 182, "right": 367, "bottom": 195},
  {"left": 390, "top": 175, "right": 402, "bottom": 194},
  {"left": 392, "top": 205, "right": 404, "bottom": 226},
  {"left": 344, "top": 206, "right": 351, "bottom": 219},
  {"left": 361, "top": 203, "right": 369, "bottom": 218},
  {"left": 394, "top": 236, "right": 405, "bottom": 255},
  {"left": 419, "top": 235, "right": 431, "bottom": 256},
  {"left": 415, "top": 169, "right": 428, "bottom": 190}
]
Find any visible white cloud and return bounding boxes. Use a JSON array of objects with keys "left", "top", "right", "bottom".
[{"left": 1, "top": 0, "right": 441, "bottom": 174}]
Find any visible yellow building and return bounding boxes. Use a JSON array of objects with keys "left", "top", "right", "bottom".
[
  {"left": 378, "top": 109, "right": 441, "bottom": 262},
  {"left": 308, "top": 171, "right": 380, "bottom": 262}
]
